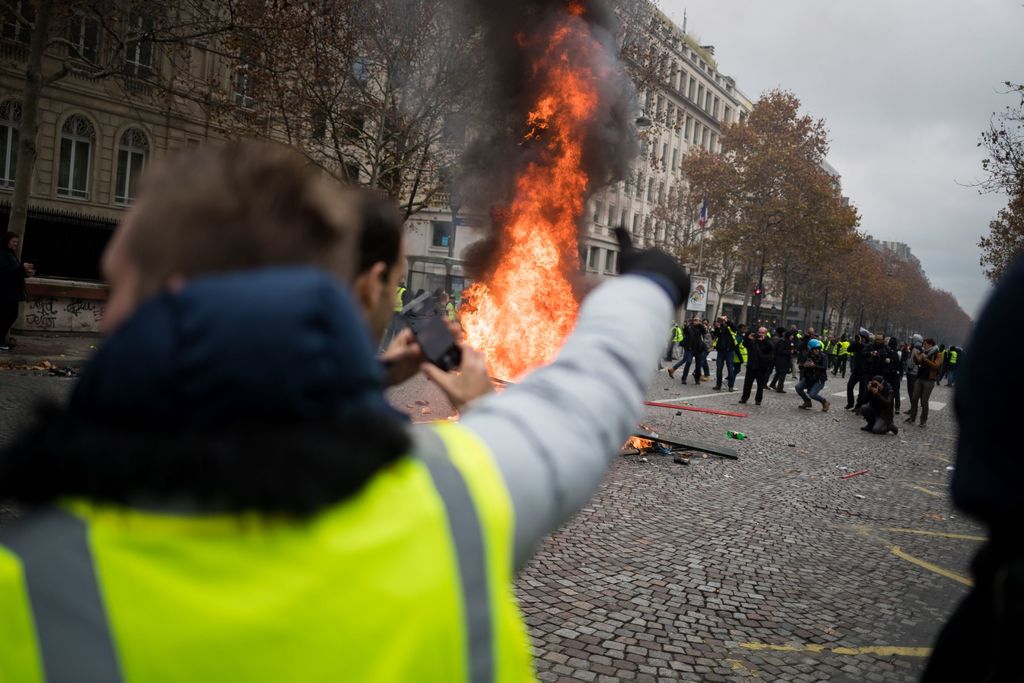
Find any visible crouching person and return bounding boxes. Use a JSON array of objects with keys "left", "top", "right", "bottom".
[
  {"left": 861, "top": 375, "right": 898, "bottom": 435},
  {"left": 0, "top": 142, "right": 690, "bottom": 682},
  {"left": 794, "top": 338, "right": 830, "bottom": 412}
]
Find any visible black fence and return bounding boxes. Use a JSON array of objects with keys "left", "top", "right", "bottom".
[{"left": 1, "top": 202, "right": 115, "bottom": 281}]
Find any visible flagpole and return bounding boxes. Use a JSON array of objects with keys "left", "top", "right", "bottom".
[
  {"left": 697, "top": 228, "right": 704, "bottom": 274},
  {"left": 695, "top": 196, "right": 707, "bottom": 274}
]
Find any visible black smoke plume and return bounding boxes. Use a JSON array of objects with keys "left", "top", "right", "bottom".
[{"left": 454, "top": 0, "right": 639, "bottom": 280}]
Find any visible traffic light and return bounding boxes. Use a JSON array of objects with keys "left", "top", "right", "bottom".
[{"left": 751, "top": 285, "right": 763, "bottom": 309}]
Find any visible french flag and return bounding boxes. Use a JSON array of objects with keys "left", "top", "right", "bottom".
[{"left": 697, "top": 196, "right": 708, "bottom": 230}]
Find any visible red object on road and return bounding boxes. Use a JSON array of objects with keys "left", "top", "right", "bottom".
[
  {"left": 841, "top": 469, "right": 869, "bottom": 479},
  {"left": 644, "top": 401, "right": 748, "bottom": 418}
]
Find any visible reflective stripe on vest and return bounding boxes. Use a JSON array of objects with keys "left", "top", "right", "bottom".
[
  {"left": 0, "top": 508, "right": 122, "bottom": 683},
  {"left": 950, "top": 350, "right": 958, "bottom": 364},
  {"left": 413, "top": 428, "right": 493, "bottom": 683},
  {"left": 0, "top": 424, "right": 530, "bottom": 682}
]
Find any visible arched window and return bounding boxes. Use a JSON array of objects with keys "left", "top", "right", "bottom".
[
  {"left": 114, "top": 128, "right": 148, "bottom": 204},
  {"left": 58, "top": 114, "right": 95, "bottom": 199},
  {"left": 0, "top": 100, "right": 21, "bottom": 187}
]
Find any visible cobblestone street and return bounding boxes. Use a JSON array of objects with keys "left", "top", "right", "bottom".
[
  {"left": 519, "top": 365, "right": 975, "bottom": 682},
  {"left": 2, "top": 365, "right": 975, "bottom": 681}
]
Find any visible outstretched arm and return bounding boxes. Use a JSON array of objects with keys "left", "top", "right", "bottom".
[{"left": 459, "top": 275, "right": 673, "bottom": 570}]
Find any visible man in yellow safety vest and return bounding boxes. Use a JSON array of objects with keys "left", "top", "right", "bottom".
[{"left": 0, "top": 143, "right": 691, "bottom": 682}]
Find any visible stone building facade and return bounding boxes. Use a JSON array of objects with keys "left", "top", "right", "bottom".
[
  {"left": 579, "top": 8, "right": 753, "bottom": 291},
  {"left": 0, "top": 9, "right": 222, "bottom": 332}
]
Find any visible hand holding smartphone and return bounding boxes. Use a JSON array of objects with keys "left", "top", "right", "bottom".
[{"left": 402, "top": 292, "right": 462, "bottom": 372}]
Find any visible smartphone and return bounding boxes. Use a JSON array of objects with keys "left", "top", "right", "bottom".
[{"left": 402, "top": 293, "right": 462, "bottom": 372}]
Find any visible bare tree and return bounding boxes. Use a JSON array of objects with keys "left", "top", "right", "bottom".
[
  {"left": 1, "top": 0, "right": 237, "bottom": 246},
  {"left": 203, "top": 0, "right": 482, "bottom": 221}
]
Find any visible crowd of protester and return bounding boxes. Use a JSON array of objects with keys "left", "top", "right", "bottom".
[{"left": 664, "top": 316, "right": 965, "bottom": 434}]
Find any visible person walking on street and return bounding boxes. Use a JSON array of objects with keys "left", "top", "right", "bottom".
[
  {"left": 739, "top": 327, "right": 773, "bottom": 405},
  {"left": 905, "top": 337, "right": 942, "bottom": 428},
  {"left": 903, "top": 335, "right": 921, "bottom": 405},
  {"left": 884, "top": 336, "right": 903, "bottom": 414},
  {"left": 1, "top": 232, "right": 34, "bottom": 351},
  {"left": 834, "top": 334, "right": 850, "bottom": 378},
  {"left": 861, "top": 376, "right": 899, "bottom": 434},
  {"left": 795, "top": 338, "right": 830, "bottom": 412},
  {"left": 945, "top": 345, "right": 960, "bottom": 387},
  {"left": 665, "top": 322, "right": 683, "bottom": 362},
  {"left": 700, "top": 322, "right": 713, "bottom": 380},
  {"left": 712, "top": 316, "right": 738, "bottom": 391},
  {"left": 845, "top": 330, "right": 870, "bottom": 410},
  {"left": 667, "top": 316, "right": 708, "bottom": 385},
  {"left": 769, "top": 326, "right": 793, "bottom": 393},
  {"left": 936, "top": 344, "right": 948, "bottom": 384}
]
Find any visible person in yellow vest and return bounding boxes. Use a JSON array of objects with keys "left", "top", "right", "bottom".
[
  {"left": 665, "top": 322, "right": 683, "bottom": 362},
  {"left": 733, "top": 323, "right": 749, "bottom": 377},
  {"left": 833, "top": 334, "right": 851, "bottom": 378},
  {"left": 944, "top": 345, "right": 960, "bottom": 387},
  {"left": 0, "top": 143, "right": 691, "bottom": 682},
  {"left": 395, "top": 281, "right": 408, "bottom": 312}
]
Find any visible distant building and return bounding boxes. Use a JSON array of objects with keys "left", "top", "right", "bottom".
[
  {"left": 579, "top": 7, "right": 753, "bottom": 280},
  {"left": 868, "top": 239, "right": 923, "bottom": 272}
]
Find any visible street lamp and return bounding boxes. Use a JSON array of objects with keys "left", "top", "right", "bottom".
[
  {"left": 635, "top": 111, "right": 652, "bottom": 130},
  {"left": 442, "top": 167, "right": 463, "bottom": 294},
  {"left": 751, "top": 212, "right": 783, "bottom": 326}
]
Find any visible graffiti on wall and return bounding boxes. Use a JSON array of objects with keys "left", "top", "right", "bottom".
[{"left": 21, "top": 297, "right": 105, "bottom": 332}]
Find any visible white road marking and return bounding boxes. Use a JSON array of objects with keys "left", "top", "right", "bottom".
[{"left": 661, "top": 391, "right": 742, "bottom": 402}]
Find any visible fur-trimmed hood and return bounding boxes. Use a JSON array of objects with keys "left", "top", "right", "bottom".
[{"left": 1, "top": 268, "right": 409, "bottom": 515}]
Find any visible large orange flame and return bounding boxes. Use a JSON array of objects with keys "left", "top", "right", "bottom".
[{"left": 461, "top": 7, "right": 605, "bottom": 381}]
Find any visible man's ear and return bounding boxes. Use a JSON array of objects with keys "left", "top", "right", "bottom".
[
  {"left": 166, "top": 273, "right": 187, "bottom": 294},
  {"left": 352, "top": 262, "right": 389, "bottom": 314}
]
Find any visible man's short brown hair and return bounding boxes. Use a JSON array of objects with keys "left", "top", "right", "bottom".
[{"left": 124, "top": 141, "right": 359, "bottom": 298}]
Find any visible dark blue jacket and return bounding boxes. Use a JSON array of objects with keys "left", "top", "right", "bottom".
[{"left": 71, "top": 268, "right": 395, "bottom": 427}]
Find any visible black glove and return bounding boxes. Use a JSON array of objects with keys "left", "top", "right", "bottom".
[{"left": 614, "top": 227, "right": 691, "bottom": 308}]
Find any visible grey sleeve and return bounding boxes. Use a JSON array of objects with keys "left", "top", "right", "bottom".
[{"left": 459, "top": 275, "right": 674, "bottom": 571}]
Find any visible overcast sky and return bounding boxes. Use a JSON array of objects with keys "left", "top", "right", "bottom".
[{"left": 660, "top": 0, "right": 1023, "bottom": 317}]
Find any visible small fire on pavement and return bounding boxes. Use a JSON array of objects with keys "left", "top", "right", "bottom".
[{"left": 624, "top": 436, "right": 655, "bottom": 451}]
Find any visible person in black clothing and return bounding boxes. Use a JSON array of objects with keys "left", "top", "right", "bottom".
[
  {"left": 768, "top": 326, "right": 793, "bottom": 393},
  {"left": 922, "top": 255, "right": 1024, "bottom": 682},
  {"left": 796, "top": 327, "right": 815, "bottom": 366},
  {"left": 856, "top": 332, "right": 896, "bottom": 411},
  {"left": 739, "top": 327, "right": 772, "bottom": 405},
  {"left": 712, "top": 316, "right": 738, "bottom": 391},
  {"left": 860, "top": 375, "right": 898, "bottom": 434},
  {"left": 1, "top": 232, "right": 34, "bottom": 351},
  {"left": 668, "top": 316, "right": 708, "bottom": 385},
  {"left": 845, "top": 331, "right": 868, "bottom": 409},
  {"left": 884, "top": 336, "right": 903, "bottom": 413}
]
